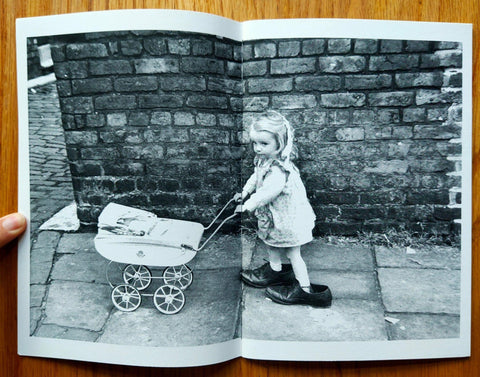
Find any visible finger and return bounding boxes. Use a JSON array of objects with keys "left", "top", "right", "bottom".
[{"left": 0, "top": 213, "right": 27, "bottom": 248}]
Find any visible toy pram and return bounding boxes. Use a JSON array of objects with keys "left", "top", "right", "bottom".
[{"left": 94, "top": 199, "right": 237, "bottom": 315}]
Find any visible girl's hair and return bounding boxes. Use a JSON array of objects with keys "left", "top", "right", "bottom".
[{"left": 251, "top": 110, "right": 296, "bottom": 161}]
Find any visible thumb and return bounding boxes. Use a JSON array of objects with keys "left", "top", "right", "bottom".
[{"left": 0, "top": 213, "right": 27, "bottom": 248}]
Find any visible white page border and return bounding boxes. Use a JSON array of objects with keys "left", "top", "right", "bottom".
[{"left": 16, "top": 10, "right": 472, "bottom": 366}]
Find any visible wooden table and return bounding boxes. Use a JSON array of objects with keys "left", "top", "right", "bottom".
[{"left": 1, "top": 1, "right": 478, "bottom": 376}]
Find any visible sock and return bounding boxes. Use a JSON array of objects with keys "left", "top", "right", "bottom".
[
  {"left": 269, "top": 261, "right": 282, "bottom": 272},
  {"left": 301, "top": 285, "right": 312, "bottom": 293}
]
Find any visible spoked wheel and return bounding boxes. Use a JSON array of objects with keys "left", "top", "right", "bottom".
[
  {"left": 153, "top": 285, "right": 185, "bottom": 314},
  {"left": 162, "top": 265, "right": 193, "bottom": 290},
  {"left": 111, "top": 284, "right": 142, "bottom": 312},
  {"left": 123, "top": 264, "right": 152, "bottom": 291}
]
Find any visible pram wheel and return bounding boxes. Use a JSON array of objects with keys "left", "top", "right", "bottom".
[
  {"left": 153, "top": 285, "right": 185, "bottom": 314},
  {"left": 123, "top": 265, "right": 152, "bottom": 291},
  {"left": 162, "top": 265, "right": 193, "bottom": 290},
  {"left": 111, "top": 284, "right": 142, "bottom": 312}
]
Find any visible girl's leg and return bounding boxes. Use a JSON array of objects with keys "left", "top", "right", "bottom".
[
  {"left": 285, "top": 246, "right": 311, "bottom": 292},
  {"left": 267, "top": 245, "right": 282, "bottom": 272}
]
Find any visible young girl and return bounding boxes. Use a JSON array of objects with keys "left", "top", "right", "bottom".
[{"left": 236, "top": 110, "right": 331, "bottom": 307}]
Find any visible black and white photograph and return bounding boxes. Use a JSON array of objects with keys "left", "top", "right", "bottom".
[{"left": 17, "top": 10, "right": 472, "bottom": 367}]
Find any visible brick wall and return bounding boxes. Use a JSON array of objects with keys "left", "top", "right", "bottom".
[{"left": 49, "top": 32, "right": 462, "bottom": 236}]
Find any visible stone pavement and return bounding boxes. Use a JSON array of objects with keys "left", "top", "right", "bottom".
[{"left": 30, "top": 230, "right": 461, "bottom": 346}]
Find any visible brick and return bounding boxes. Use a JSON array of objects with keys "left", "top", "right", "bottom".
[
  {"left": 208, "top": 78, "right": 243, "bottom": 95},
  {"left": 144, "top": 128, "right": 188, "bottom": 142},
  {"left": 354, "top": 39, "right": 377, "bottom": 54},
  {"left": 196, "top": 113, "right": 217, "bottom": 126},
  {"left": 95, "top": 95, "right": 136, "bottom": 110},
  {"left": 81, "top": 147, "right": 119, "bottom": 160},
  {"left": 139, "top": 95, "right": 183, "bottom": 108},
  {"left": 410, "top": 159, "right": 454, "bottom": 173},
  {"left": 278, "top": 41, "right": 301, "bottom": 57},
  {"left": 86, "top": 113, "right": 105, "bottom": 128},
  {"left": 60, "top": 97, "right": 94, "bottom": 114},
  {"left": 108, "top": 41, "right": 119, "bottom": 55},
  {"left": 436, "top": 42, "right": 462, "bottom": 50},
  {"left": 120, "top": 40, "right": 143, "bottom": 55},
  {"left": 182, "top": 57, "right": 224, "bottom": 74},
  {"left": 254, "top": 42, "right": 276, "bottom": 58},
  {"left": 415, "top": 89, "right": 461, "bottom": 105},
  {"left": 368, "top": 92, "right": 413, "bottom": 107},
  {"left": 380, "top": 40, "right": 403, "bottom": 53},
  {"left": 406, "top": 190, "right": 450, "bottom": 205},
  {"left": 271, "top": 58, "right": 316, "bottom": 74},
  {"left": 227, "top": 62, "right": 242, "bottom": 78},
  {"left": 150, "top": 111, "right": 172, "bottom": 125},
  {"left": 443, "top": 70, "right": 462, "bottom": 87},
  {"left": 321, "top": 93, "right": 365, "bottom": 108},
  {"left": 168, "top": 39, "right": 191, "bottom": 55},
  {"left": 248, "top": 78, "right": 293, "bottom": 93},
  {"left": 50, "top": 44, "right": 65, "bottom": 62},
  {"left": 214, "top": 41, "right": 234, "bottom": 59},
  {"left": 353, "top": 110, "right": 375, "bottom": 125},
  {"left": 433, "top": 206, "right": 461, "bottom": 220},
  {"left": 114, "top": 76, "right": 158, "bottom": 92},
  {"left": 90, "top": 60, "right": 132, "bottom": 75},
  {"left": 369, "top": 55, "right": 419, "bottom": 71},
  {"left": 233, "top": 45, "right": 243, "bottom": 62},
  {"left": 328, "top": 109, "right": 350, "bottom": 125},
  {"left": 143, "top": 38, "right": 167, "bottom": 55},
  {"left": 174, "top": 112, "right": 195, "bottom": 126},
  {"left": 218, "top": 114, "right": 238, "bottom": 129},
  {"left": 56, "top": 81, "right": 71, "bottom": 96},
  {"left": 66, "top": 43, "right": 108, "bottom": 59},
  {"left": 272, "top": 94, "right": 317, "bottom": 109},
  {"left": 403, "top": 108, "right": 426, "bottom": 122},
  {"left": 427, "top": 107, "right": 449, "bottom": 121},
  {"left": 121, "top": 145, "right": 164, "bottom": 159},
  {"left": 328, "top": 39, "right": 351, "bottom": 53},
  {"left": 71, "top": 162, "right": 102, "bottom": 176},
  {"left": 335, "top": 127, "right": 364, "bottom": 141},
  {"left": 186, "top": 95, "right": 228, "bottom": 109},
  {"left": 295, "top": 76, "right": 341, "bottom": 91},
  {"left": 192, "top": 40, "right": 213, "bottom": 56},
  {"left": 107, "top": 113, "right": 127, "bottom": 127},
  {"left": 318, "top": 56, "right": 365, "bottom": 73},
  {"left": 392, "top": 126, "right": 413, "bottom": 139},
  {"left": 302, "top": 39, "right": 325, "bottom": 55},
  {"left": 304, "top": 111, "right": 327, "bottom": 125},
  {"left": 54, "top": 61, "right": 88, "bottom": 79},
  {"left": 448, "top": 104, "right": 462, "bottom": 122},
  {"left": 365, "top": 125, "right": 393, "bottom": 140},
  {"left": 71, "top": 78, "right": 112, "bottom": 94},
  {"left": 243, "top": 61, "right": 267, "bottom": 77},
  {"left": 345, "top": 74, "right": 392, "bottom": 89},
  {"left": 134, "top": 58, "right": 179, "bottom": 73},
  {"left": 64, "top": 131, "right": 98, "bottom": 146},
  {"left": 413, "top": 124, "right": 461, "bottom": 139},
  {"left": 190, "top": 129, "right": 230, "bottom": 144},
  {"left": 364, "top": 160, "right": 409, "bottom": 174},
  {"left": 128, "top": 112, "right": 149, "bottom": 126},
  {"left": 405, "top": 40, "right": 430, "bottom": 52},
  {"left": 160, "top": 76, "right": 206, "bottom": 91},
  {"left": 360, "top": 190, "right": 406, "bottom": 205},
  {"left": 421, "top": 50, "right": 462, "bottom": 68},
  {"left": 313, "top": 191, "right": 359, "bottom": 205},
  {"left": 103, "top": 162, "right": 145, "bottom": 176},
  {"left": 395, "top": 72, "right": 443, "bottom": 88}
]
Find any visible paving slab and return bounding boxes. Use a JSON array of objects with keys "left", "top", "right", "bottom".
[
  {"left": 99, "top": 267, "right": 241, "bottom": 347},
  {"left": 192, "top": 234, "right": 242, "bottom": 270},
  {"left": 242, "top": 287, "right": 387, "bottom": 341},
  {"left": 50, "top": 251, "right": 108, "bottom": 283},
  {"left": 30, "top": 284, "right": 47, "bottom": 307},
  {"left": 30, "top": 307, "right": 42, "bottom": 335},
  {"left": 56, "top": 232, "right": 96, "bottom": 254},
  {"left": 30, "top": 231, "right": 61, "bottom": 284},
  {"left": 385, "top": 313, "right": 460, "bottom": 340},
  {"left": 250, "top": 239, "right": 374, "bottom": 272},
  {"left": 378, "top": 268, "right": 460, "bottom": 314},
  {"left": 375, "top": 245, "right": 461, "bottom": 269},
  {"left": 35, "top": 324, "right": 100, "bottom": 342},
  {"left": 309, "top": 270, "right": 378, "bottom": 300},
  {"left": 43, "top": 281, "right": 111, "bottom": 331}
]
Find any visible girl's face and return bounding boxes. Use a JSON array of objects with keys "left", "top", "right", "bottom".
[{"left": 250, "top": 130, "right": 279, "bottom": 159}]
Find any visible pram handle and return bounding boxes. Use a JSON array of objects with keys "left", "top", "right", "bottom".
[{"left": 183, "top": 198, "right": 238, "bottom": 252}]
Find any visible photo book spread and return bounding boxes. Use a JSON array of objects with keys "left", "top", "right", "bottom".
[{"left": 16, "top": 9, "right": 472, "bottom": 367}]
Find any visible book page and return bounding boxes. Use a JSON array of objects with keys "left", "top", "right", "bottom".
[
  {"left": 17, "top": 9, "right": 243, "bottom": 367},
  {"left": 240, "top": 18, "right": 472, "bottom": 362}
]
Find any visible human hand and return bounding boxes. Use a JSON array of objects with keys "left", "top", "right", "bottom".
[
  {"left": 233, "top": 192, "right": 242, "bottom": 203},
  {"left": 0, "top": 213, "right": 27, "bottom": 248},
  {"left": 234, "top": 205, "right": 244, "bottom": 214}
]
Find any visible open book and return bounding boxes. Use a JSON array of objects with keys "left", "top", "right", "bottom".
[{"left": 16, "top": 10, "right": 472, "bottom": 367}]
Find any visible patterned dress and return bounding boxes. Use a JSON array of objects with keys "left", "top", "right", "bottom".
[{"left": 242, "top": 157, "right": 316, "bottom": 248}]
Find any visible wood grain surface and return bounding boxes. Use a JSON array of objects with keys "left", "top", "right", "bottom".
[{"left": 1, "top": 0, "right": 478, "bottom": 376}]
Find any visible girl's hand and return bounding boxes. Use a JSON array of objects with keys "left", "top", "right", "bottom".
[
  {"left": 234, "top": 205, "right": 244, "bottom": 214},
  {"left": 233, "top": 192, "right": 242, "bottom": 202}
]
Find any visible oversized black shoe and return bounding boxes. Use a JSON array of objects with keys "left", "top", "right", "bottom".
[
  {"left": 266, "top": 281, "right": 332, "bottom": 308},
  {"left": 240, "top": 263, "right": 295, "bottom": 288}
]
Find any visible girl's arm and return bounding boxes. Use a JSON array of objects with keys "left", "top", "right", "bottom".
[
  {"left": 241, "top": 170, "right": 257, "bottom": 200},
  {"left": 242, "top": 166, "right": 286, "bottom": 212}
]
